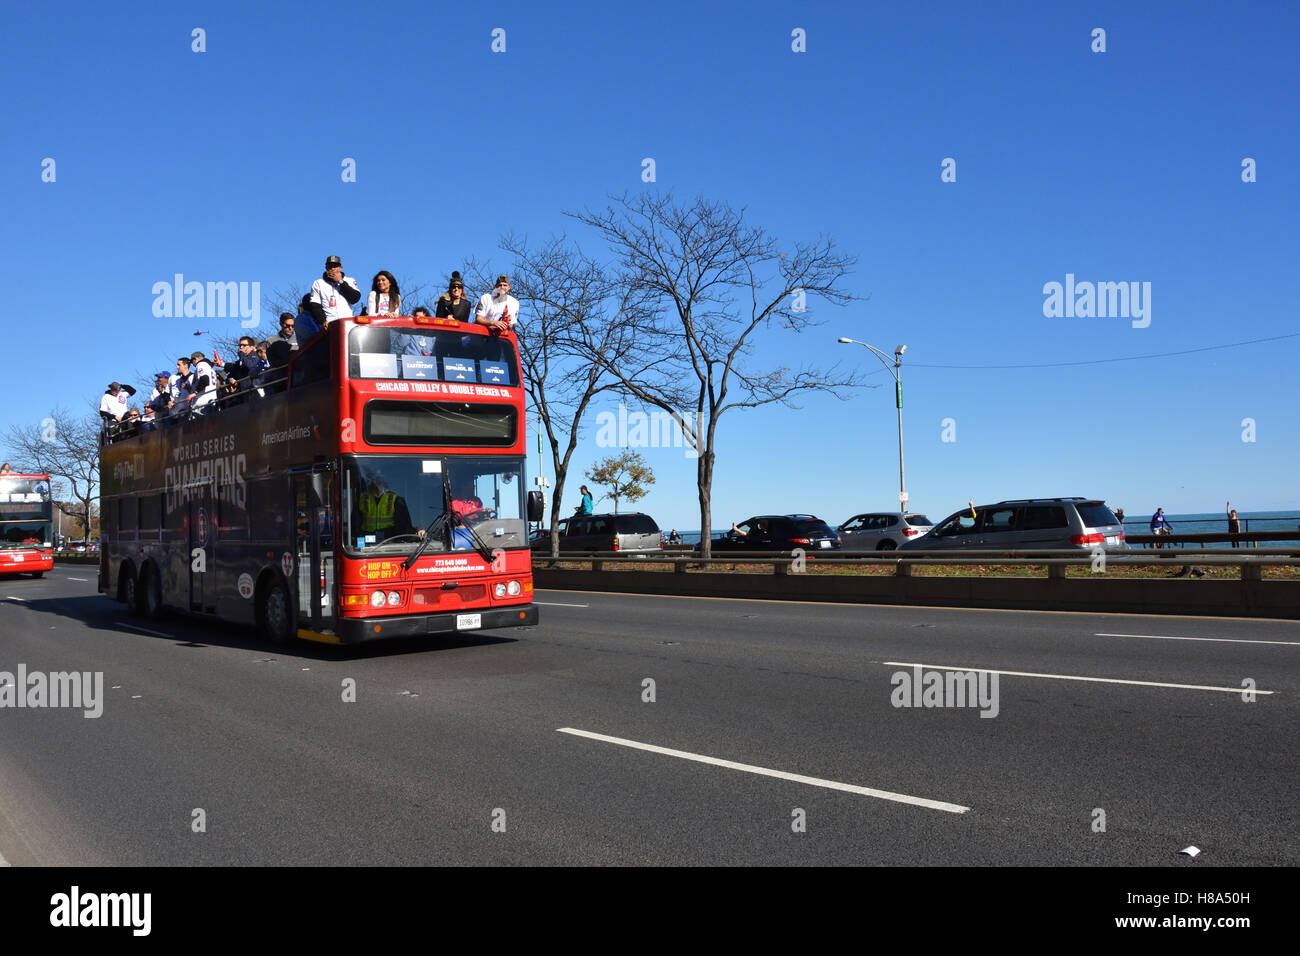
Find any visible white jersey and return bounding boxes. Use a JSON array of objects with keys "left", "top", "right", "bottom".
[
  {"left": 366, "top": 291, "right": 399, "bottom": 316},
  {"left": 475, "top": 291, "right": 520, "bottom": 329},
  {"left": 311, "top": 276, "right": 360, "bottom": 322},
  {"left": 99, "top": 392, "right": 127, "bottom": 419},
  {"left": 191, "top": 361, "right": 218, "bottom": 408}
]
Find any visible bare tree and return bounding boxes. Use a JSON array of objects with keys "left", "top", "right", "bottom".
[
  {"left": 568, "top": 193, "right": 867, "bottom": 558},
  {"left": 3, "top": 407, "right": 101, "bottom": 541},
  {"left": 586, "top": 451, "right": 654, "bottom": 515},
  {"left": 466, "top": 237, "right": 642, "bottom": 555}
]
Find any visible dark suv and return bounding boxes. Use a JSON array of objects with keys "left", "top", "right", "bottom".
[
  {"left": 713, "top": 515, "right": 842, "bottom": 552},
  {"left": 900, "top": 498, "right": 1128, "bottom": 551},
  {"left": 531, "top": 512, "right": 662, "bottom": 553}
]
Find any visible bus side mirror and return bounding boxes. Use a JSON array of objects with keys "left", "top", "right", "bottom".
[{"left": 527, "top": 491, "right": 544, "bottom": 522}]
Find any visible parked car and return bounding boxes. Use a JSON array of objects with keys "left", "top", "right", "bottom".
[
  {"left": 899, "top": 498, "right": 1128, "bottom": 551},
  {"left": 530, "top": 512, "right": 662, "bottom": 553},
  {"left": 712, "top": 515, "right": 841, "bottom": 551},
  {"left": 839, "top": 512, "right": 933, "bottom": 550},
  {"left": 530, "top": 518, "right": 569, "bottom": 543}
]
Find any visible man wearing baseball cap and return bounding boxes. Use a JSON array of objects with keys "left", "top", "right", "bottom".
[
  {"left": 308, "top": 255, "right": 361, "bottom": 325},
  {"left": 147, "top": 371, "right": 173, "bottom": 419},
  {"left": 474, "top": 274, "right": 520, "bottom": 334}
]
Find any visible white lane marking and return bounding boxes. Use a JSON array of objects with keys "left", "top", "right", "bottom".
[
  {"left": 557, "top": 727, "right": 970, "bottom": 814},
  {"left": 118, "top": 624, "right": 173, "bottom": 639},
  {"left": 1095, "top": 632, "right": 1300, "bottom": 647},
  {"left": 66, "top": 577, "right": 89, "bottom": 582},
  {"left": 882, "top": 662, "right": 1271, "bottom": 695},
  {"left": 534, "top": 588, "right": 1278, "bottom": 622},
  {"left": 534, "top": 601, "right": 590, "bottom": 608}
]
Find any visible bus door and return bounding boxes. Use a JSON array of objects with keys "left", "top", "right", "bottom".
[
  {"left": 188, "top": 485, "right": 214, "bottom": 611},
  {"left": 291, "top": 469, "right": 336, "bottom": 634}
]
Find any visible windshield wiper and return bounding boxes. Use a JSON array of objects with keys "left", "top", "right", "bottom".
[
  {"left": 450, "top": 508, "right": 498, "bottom": 565},
  {"left": 402, "top": 474, "right": 454, "bottom": 571}
]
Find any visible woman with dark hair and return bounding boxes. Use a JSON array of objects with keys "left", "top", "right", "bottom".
[{"left": 367, "top": 271, "right": 401, "bottom": 316}]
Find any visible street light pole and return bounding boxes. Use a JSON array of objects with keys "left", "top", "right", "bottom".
[{"left": 838, "top": 337, "right": 908, "bottom": 509}]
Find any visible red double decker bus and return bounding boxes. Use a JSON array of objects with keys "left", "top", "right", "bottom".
[
  {"left": 0, "top": 473, "right": 54, "bottom": 577},
  {"left": 99, "top": 315, "right": 541, "bottom": 644}
]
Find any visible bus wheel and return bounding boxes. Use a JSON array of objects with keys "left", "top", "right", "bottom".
[
  {"left": 120, "top": 565, "right": 137, "bottom": 608},
  {"left": 259, "top": 577, "right": 294, "bottom": 645},
  {"left": 136, "top": 565, "right": 162, "bottom": 619},
  {"left": 31, "top": 572, "right": 44, "bottom": 579}
]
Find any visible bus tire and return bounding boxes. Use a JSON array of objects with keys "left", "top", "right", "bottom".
[
  {"left": 136, "top": 563, "right": 162, "bottom": 619},
  {"left": 31, "top": 572, "right": 44, "bottom": 579},
  {"left": 118, "top": 563, "right": 137, "bottom": 608},
  {"left": 258, "top": 575, "right": 295, "bottom": 645}
]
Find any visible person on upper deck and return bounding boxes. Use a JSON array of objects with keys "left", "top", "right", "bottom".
[
  {"left": 309, "top": 255, "right": 361, "bottom": 325},
  {"left": 169, "top": 358, "right": 195, "bottom": 414},
  {"left": 189, "top": 351, "right": 219, "bottom": 413},
  {"left": 475, "top": 275, "right": 520, "bottom": 334},
  {"left": 99, "top": 382, "right": 133, "bottom": 423},
  {"left": 436, "top": 272, "right": 472, "bottom": 322},
  {"left": 295, "top": 294, "right": 322, "bottom": 341},
  {"left": 366, "top": 271, "right": 401, "bottom": 317},
  {"left": 147, "top": 371, "right": 172, "bottom": 416},
  {"left": 271, "top": 313, "right": 299, "bottom": 351}
]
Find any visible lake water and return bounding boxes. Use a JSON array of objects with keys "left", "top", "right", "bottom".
[{"left": 667, "top": 511, "right": 1300, "bottom": 548}]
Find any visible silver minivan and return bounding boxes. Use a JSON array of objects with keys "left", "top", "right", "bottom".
[
  {"left": 839, "top": 512, "right": 934, "bottom": 550},
  {"left": 900, "top": 499, "right": 1128, "bottom": 551},
  {"left": 533, "top": 512, "right": 662, "bottom": 553}
]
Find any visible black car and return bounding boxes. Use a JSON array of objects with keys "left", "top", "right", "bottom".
[{"left": 712, "top": 515, "right": 841, "bottom": 552}]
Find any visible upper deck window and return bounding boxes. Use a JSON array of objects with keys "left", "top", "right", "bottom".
[{"left": 347, "top": 326, "right": 519, "bottom": 387}]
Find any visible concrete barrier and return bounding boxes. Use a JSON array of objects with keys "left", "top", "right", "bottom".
[{"left": 533, "top": 568, "right": 1300, "bottom": 619}]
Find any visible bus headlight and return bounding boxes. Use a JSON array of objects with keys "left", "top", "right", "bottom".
[
  {"left": 370, "top": 590, "right": 386, "bottom": 607},
  {"left": 507, "top": 580, "right": 521, "bottom": 596},
  {"left": 386, "top": 590, "right": 401, "bottom": 607},
  {"left": 493, "top": 582, "right": 506, "bottom": 599}
]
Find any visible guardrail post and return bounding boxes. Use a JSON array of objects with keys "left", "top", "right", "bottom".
[
  {"left": 895, "top": 561, "right": 911, "bottom": 577},
  {"left": 592, "top": 560, "right": 602, "bottom": 573},
  {"left": 1048, "top": 563, "right": 1067, "bottom": 579},
  {"left": 674, "top": 559, "right": 686, "bottom": 574},
  {"left": 774, "top": 560, "right": 787, "bottom": 576},
  {"left": 1241, "top": 563, "right": 1262, "bottom": 581}
]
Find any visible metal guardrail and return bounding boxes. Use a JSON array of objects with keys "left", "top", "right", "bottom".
[
  {"left": 1125, "top": 531, "right": 1299, "bottom": 548},
  {"left": 532, "top": 548, "right": 1300, "bottom": 581}
]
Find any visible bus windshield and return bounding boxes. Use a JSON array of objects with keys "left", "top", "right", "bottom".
[
  {"left": 0, "top": 477, "right": 53, "bottom": 549},
  {"left": 341, "top": 456, "right": 526, "bottom": 555}
]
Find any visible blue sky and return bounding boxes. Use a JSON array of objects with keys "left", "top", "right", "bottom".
[{"left": 2, "top": 0, "right": 1296, "bottom": 529}]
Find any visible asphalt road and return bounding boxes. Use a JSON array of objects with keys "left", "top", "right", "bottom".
[{"left": 0, "top": 566, "right": 1295, "bottom": 866}]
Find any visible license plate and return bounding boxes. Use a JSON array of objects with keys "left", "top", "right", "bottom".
[
  {"left": 819, "top": 540, "right": 831, "bottom": 549},
  {"left": 456, "top": 613, "right": 482, "bottom": 630},
  {"left": 1105, "top": 536, "right": 1117, "bottom": 545}
]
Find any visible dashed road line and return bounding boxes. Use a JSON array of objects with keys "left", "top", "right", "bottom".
[
  {"left": 118, "top": 623, "right": 173, "bottom": 639},
  {"left": 1094, "top": 632, "right": 1300, "bottom": 647},
  {"left": 881, "top": 661, "right": 1271, "bottom": 695},
  {"left": 557, "top": 727, "right": 970, "bottom": 813}
]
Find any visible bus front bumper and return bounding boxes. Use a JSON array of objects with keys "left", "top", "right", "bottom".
[{"left": 335, "top": 603, "right": 538, "bottom": 643}]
